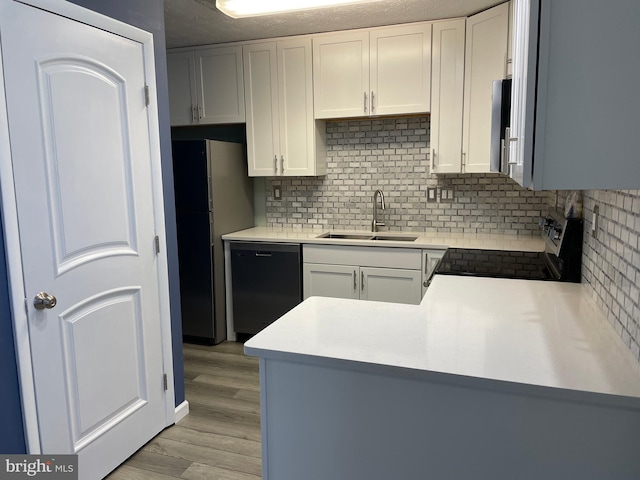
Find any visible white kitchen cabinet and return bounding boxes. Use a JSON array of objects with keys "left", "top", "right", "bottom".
[
  {"left": 430, "top": 19, "right": 466, "bottom": 174},
  {"left": 421, "top": 248, "right": 446, "bottom": 298},
  {"left": 303, "top": 245, "right": 422, "bottom": 305},
  {"left": 244, "top": 39, "right": 326, "bottom": 177},
  {"left": 462, "top": 3, "right": 509, "bottom": 173},
  {"left": 166, "top": 46, "right": 245, "bottom": 126},
  {"left": 303, "top": 263, "right": 362, "bottom": 300},
  {"left": 313, "top": 23, "right": 431, "bottom": 119},
  {"left": 167, "top": 50, "right": 197, "bottom": 126},
  {"left": 360, "top": 267, "right": 422, "bottom": 304},
  {"left": 510, "top": 0, "right": 640, "bottom": 190}
]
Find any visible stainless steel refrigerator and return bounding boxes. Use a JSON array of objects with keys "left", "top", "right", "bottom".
[{"left": 172, "top": 139, "right": 254, "bottom": 344}]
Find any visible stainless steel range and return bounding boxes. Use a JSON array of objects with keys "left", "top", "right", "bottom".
[{"left": 434, "top": 211, "right": 583, "bottom": 282}]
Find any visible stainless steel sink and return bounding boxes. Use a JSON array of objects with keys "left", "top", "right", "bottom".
[
  {"left": 371, "top": 235, "right": 418, "bottom": 242},
  {"left": 316, "top": 232, "right": 374, "bottom": 240},
  {"left": 316, "top": 232, "right": 418, "bottom": 242}
]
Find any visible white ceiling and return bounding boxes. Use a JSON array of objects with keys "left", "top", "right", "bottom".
[{"left": 164, "top": 0, "right": 504, "bottom": 48}]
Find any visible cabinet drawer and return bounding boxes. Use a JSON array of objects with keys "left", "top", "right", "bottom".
[{"left": 303, "top": 244, "right": 421, "bottom": 269}]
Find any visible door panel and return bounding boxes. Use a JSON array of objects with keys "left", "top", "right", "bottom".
[
  {"left": 0, "top": 2, "right": 167, "bottom": 478},
  {"left": 361, "top": 267, "right": 422, "bottom": 305},
  {"left": 303, "top": 264, "right": 359, "bottom": 300},
  {"left": 38, "top": 57, "right": 138, "bottom": 273}
]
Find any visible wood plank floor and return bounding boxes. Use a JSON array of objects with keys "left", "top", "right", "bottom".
[{"left": 107, "top": 341, "right": 261, "bottom": 480}]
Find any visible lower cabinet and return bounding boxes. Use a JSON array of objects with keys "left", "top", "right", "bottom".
[
  {"left": 421, "top": 248, "right": 446, "bottom": 298},
  {"left": 303, "top": 245, "right": 422, "bottom": 305}
]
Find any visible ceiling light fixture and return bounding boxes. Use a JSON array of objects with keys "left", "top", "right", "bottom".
[{"left": 216, "top": 0, "right": 385, "bottom": 19}]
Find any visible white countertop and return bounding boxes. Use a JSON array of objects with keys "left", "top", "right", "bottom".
[
  {"left": 222, "top": 226, "right": 545, "bottom": 251},
  {"left": 245, "top": 275, "right": 640, "bottom": 400}
]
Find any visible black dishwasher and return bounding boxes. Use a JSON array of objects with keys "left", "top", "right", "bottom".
[{"left": 230, "top": 242, "right": 302, "bottom": 335}]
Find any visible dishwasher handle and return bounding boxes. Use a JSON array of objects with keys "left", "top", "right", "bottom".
[{"left": 255, "top": 251, "right": 272, "bottom": 257}]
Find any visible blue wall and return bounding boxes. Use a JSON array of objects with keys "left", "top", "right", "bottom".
[
  {"left": 0, "top": 210, "right": 26, "bottom": 453},
  {"left": 0, "top": 0, "right": 185, "bottom": 453},
  {"left": 65, "top": 0, "right": 185, "bottom": 408}
]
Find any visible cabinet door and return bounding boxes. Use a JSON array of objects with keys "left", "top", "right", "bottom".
[
  {"left": 462, "top": 3, "right": 509, "bottom": 173},
  {"left": 303, "top": 264, "right": 359, "bottom": 300},
  {"left": 277, "top": 38, "right": 315, "bottom": 176},
  {"left": 313, "top": 31, "right": 369, "bottom": 119},
  {"left": 430, "top": 19, "right": 465, "bottom": 174},
  {"left": 195, "top": 46, "right": 245, "bottom": 124},
  {"left": 370, "top": 24, "right": 431, "bottom": 116},
  {"left": 360, "top": 267, "right": 422, "bottom": 305},
  {"left": 166, "top": 51, "right": 197, "bottom": 126},
  {"left": 244, "top": 42, "right": 280, "bottom": 176}
]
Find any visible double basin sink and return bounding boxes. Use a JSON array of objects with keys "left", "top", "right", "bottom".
[{"left": 316, "top": 232, "right": 418, "bottom": 242}]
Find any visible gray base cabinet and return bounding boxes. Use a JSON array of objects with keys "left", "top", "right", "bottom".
[{"left": 302, "top": 245, "right": 422, "bottom": 305}]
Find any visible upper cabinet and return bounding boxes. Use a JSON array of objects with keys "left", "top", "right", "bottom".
[
  {"left": 462, "top": 3, "right": 509, "bottom": 173},
  {"left": 166, "top": 46, "right": 245, "bottom": 126},
  {"left": 244, "top": 39, "right": 326, "bottom": 177},
  {"left": 313, "top": 24, "right": 431, "bottom": 119},
  {"left": 512, "top": 0, "right": 640, "bottom": 190},
  {"left": 429, "top": 19, "right": 466, "bottom": 174},
  {"left": 430, "top": 5, "right": 509, "bottom": 175}
]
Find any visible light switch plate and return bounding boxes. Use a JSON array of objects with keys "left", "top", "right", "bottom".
[
  {"left": 426, "top": 187, "right": 437, "bottom": 203},
  {"left": 273, "top": 185, "right": 282, "bottom": 200},
  {"left": 439, "top": 188, "right": 454, "bottom": 202}
]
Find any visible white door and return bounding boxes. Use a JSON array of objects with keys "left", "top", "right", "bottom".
[
  {"left": 0, "top": 2, "right": 170, "bottom": 478},
  {"left": 303, "top": 264, "right": 360, "bottom": 300}
]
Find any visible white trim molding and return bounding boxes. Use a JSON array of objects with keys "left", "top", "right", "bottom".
[{"left": 174, "top": 400, "right": 190, "bottom": 424}]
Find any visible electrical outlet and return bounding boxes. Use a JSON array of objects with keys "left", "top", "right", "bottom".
[
  {"left": 273, "top": 185, "right": 282, "bottom": 200},
  {"left": 592, "top": 204, "right": 599, "bottom": 238}
]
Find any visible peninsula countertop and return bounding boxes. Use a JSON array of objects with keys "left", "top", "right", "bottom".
[
  {"left": 245, "top": 275, "right": 640, "bottom": 402},
  {"left": 222, "top": 226, "right": 545, "bottom": 251}
]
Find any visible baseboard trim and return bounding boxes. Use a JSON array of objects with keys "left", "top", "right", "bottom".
[{"left": 174, "top": 400, "right": 189, "bottom": 424}]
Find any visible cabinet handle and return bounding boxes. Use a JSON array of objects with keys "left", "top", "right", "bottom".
[
  {"left": 281, "top": 155, "right": 285, "bottom": 174},
  {"left": 191, "top": 105, "right": 198, "bottom": 124},
  {"left": 461, "top": 152, "right": 466, "bottom": 173},
  {"left": 371, "top": 91, "right": 375, "bottom": 112},
  {"left": 197, "top": 104, "right": 203, "bottom": 120},
  {"left": 431, "top": 148, "right": 436, "bottom": 172},
  {"left": 424, "top": 253, "right": 429, "bottom": 274},
  {"left": 361, "top": 271, "right": 364, "bottom": 291},
  {"left": 353, "top": 270, "right": 357, "bottom": 290},
  {"left": 506, "top": 127, "right": 518, "bottom": 165},
  {"left": 364, "top": 91, "right": 368, "bottom": 113},
  {"left": 274, "top": 155, "right": 278, "bottom": 175}
]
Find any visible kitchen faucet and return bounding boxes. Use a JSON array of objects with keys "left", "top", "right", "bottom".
[{"left": 371, "top": 189, "right": 385, "bottom": 232}]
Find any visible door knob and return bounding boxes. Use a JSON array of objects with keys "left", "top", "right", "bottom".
[{"left": 34, "top": 292, "right": 57, "bottom": 310}]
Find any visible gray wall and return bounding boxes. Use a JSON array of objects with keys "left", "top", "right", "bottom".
[
  {"left": 65, "top": 0, "right": 185, "bottom": 408},
  {"left": 580, "top": 190, "right": 640, "bottom": 361},
  {"left": 266, "top": 117, "right": 550, "bottom": 234}
]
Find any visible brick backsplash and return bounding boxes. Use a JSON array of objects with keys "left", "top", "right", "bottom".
[
  {"left": 265, "top": 117, "right": 549, "bottom": 233},
  {"left": 580, "top": 190, "right": 640, "bottom": 361}
]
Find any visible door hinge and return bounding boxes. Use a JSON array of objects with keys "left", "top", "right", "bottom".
[
  {"left": 155, "top": 235, "right": 160, "bottom": 254},
  {"left": 163, "top": 373, "right": 168, "bottom": 391},
  {"left": 144, "top": 85, "right": 150, "bottom": 107}
]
